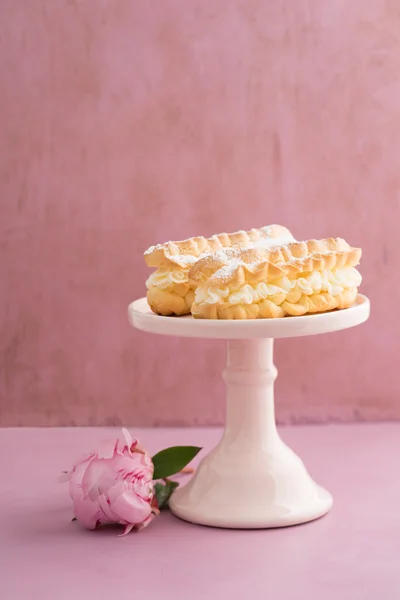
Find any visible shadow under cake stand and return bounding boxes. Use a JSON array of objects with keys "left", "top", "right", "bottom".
[{"left": 128, "top": 294, "right": 370, "bottom": 529}]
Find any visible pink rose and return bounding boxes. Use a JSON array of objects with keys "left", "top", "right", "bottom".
[{"left": 67, "top": 429, "right": 159, "bottom": 535}]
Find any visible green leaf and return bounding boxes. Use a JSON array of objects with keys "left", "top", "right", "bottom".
[
  {"left": 154, "top": 480, "right": 179, "bottom": 509},
  {"left": 152, "top": 446, "right": 202, "bottom": 480}
]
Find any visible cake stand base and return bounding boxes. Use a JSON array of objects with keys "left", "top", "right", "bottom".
[
  {"left": 169, "top": 458, "right": 332, "bottom": 529},
  {"left": 129, "top": 295, "right": 370, "bottom": 529}
]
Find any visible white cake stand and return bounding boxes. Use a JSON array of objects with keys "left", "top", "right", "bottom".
[{"left": 128, "top": 295, "right": 370, "bottom": 529}]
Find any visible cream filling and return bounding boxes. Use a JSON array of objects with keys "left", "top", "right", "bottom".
[
  {"left": 146, "top": 266, "right": 191, "bottom": 290},
  {"left": 194, "top": 267, "right": 362, "bottom": 306}
]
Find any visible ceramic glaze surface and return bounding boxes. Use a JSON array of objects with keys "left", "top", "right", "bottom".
[
  {"left": 170, "top": 338, "right": 332, "bottom": 528},
  {"left": 129, "top": 295, "right": 369, "bottom": 339},
  {"left": 130, "top": 296, "right": 369, "bottom": 527}
]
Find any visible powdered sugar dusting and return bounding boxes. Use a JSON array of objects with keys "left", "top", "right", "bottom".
[
  {"left": 173, "top": 254, "right": 200, "bottom": 266},
  {"left": 214, "top": 260, "right": 241, "bottom": 280},
  {"left": 250, "top": 234, "right": 295, "bottom": 250}
]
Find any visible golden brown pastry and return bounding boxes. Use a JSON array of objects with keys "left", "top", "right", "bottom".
[
  {"left": 144, "top": 225, "right": 294, "bottom": 315},
  {"left": 189, "top": 238, "right": 362, "bottom": 319}
]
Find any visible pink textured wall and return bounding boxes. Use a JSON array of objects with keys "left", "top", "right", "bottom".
[{"left": 1, "top": 1, "right": 399, "bottom": 426}]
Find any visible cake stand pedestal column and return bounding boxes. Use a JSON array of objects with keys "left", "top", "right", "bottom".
[{"left": 169, "top": 337, "right": 332, "bottom": 528}]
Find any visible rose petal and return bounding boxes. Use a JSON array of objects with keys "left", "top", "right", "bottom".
[
  {"left": 69, "top": 455, "right": 95, "bottom": 501},
  {"left": 136, "top": 512, "right": 155, "bottom": 531},
  {"left": 81, "top": 459, "right": 116, "bottom": 498},
  {"left": 94, "top": 472, "right": 117, "bottom": 498},
  {"left": 132, "top": 448, "right": 154, "bottom": 474},
  {"left": 97, "top": 494, "right": 120, "bottom": 523},
  {"left": 132, "top": 480, "right": 153, "bottom": 502},
  {"left": 119, "top": 523, "right": 136, "bottom": 537},
  {"left": 116, "top": 429, "right": 135, "bottom": 455},
  {"left": 122, "top": 428, "right": 132, "bottom": 449},
  {"left": 81, "top": 453, "right": 149, "bottom": 498},
  {"left": 115, "top": 466, "right": 152, "bottom": 485},
  {"left": 72, "top": 452, "right": 96, "bottom": 470},
  {"left": 108, "top": 485, "right": 152, "bottom": 525},
  {"left": 73, "top": 498, "right": 102, "bottom": 530},
  {"left": 96, "top": 438, "right": 119, "bottom": 460}
]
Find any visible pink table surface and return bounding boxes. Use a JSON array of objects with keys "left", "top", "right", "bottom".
[{"left": 1, "top": 424, "right": 400, "bottom": 600}]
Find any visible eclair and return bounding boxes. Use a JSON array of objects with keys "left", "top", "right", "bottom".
[
  {"left": 144, "top": 225, "right": 294, "bottom": 315},
  {"left": 189, "top": 238, "right": 362, "bottom": 319}
]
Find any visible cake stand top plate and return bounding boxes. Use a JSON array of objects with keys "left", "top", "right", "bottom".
[{"left": 128, "top": 294, "right": 370, "bottom": 340}]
